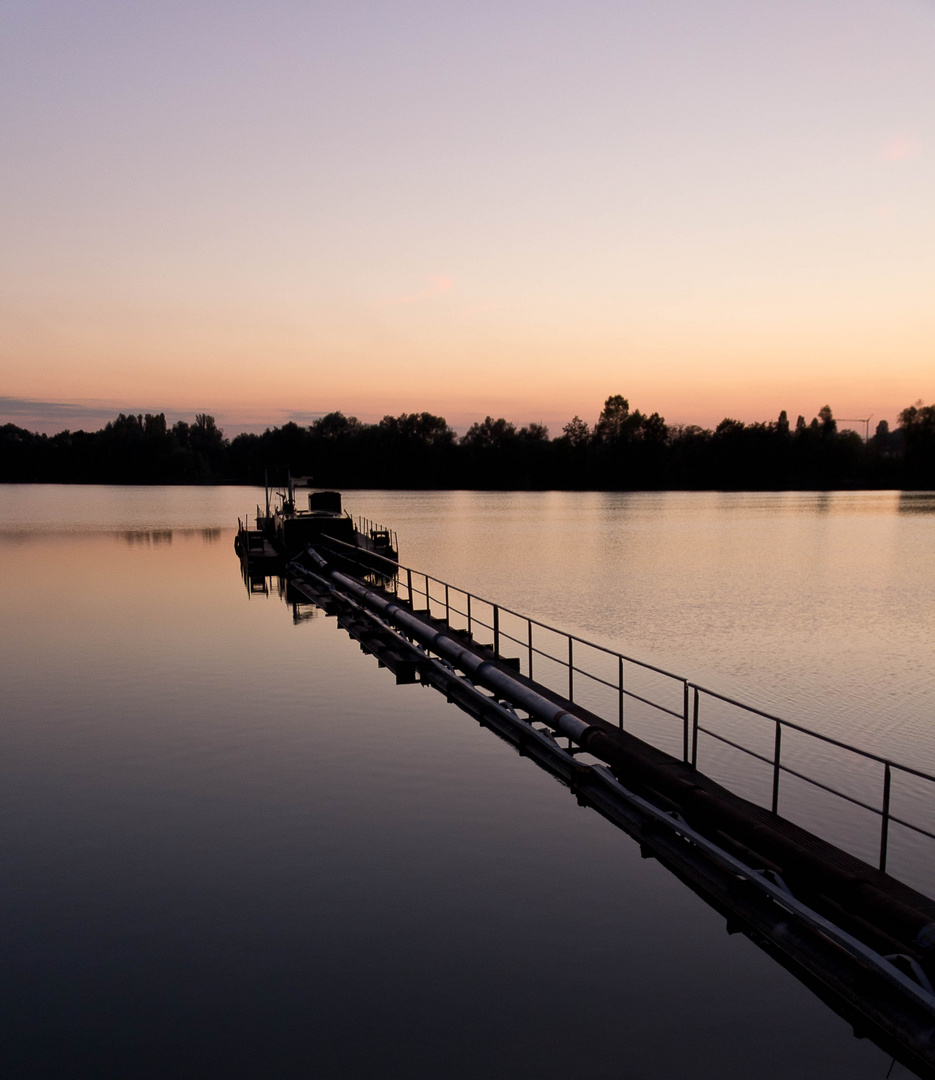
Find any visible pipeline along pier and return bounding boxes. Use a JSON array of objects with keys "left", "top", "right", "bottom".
[{"left": 268, "top": 538, "right": 935, "bottom": 1078}]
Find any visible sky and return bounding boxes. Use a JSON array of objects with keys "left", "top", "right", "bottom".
[{"left": 1, "top": 0, "right": 933, "bottom": 436}]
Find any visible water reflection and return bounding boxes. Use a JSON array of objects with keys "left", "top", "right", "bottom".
[
  {"left": 290, "top": 602, "right": 319, "bottom": 623},
  {"left": 1, "top": 491, "right": 931, "bottom": 1080},
  {"left": 252, "top": 545, "right": 934, "bottom": 1080},
  {"left": 815, "top": 490, "right": 833, "bottom": 514},
  {"left": 898, "top": 492, "right": 935, "bottom": 514},
  {"left": 123, "top": 528, "right": 174, "bottom": 545},
  {"left": 121, "top": 527, "right": 223, "bottom": 545}
]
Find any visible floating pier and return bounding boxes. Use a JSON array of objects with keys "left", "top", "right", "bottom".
[{"left": 256, "top": 537, "right": 935, "bottom": 1077}]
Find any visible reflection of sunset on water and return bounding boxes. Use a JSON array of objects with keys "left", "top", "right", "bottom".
[{"left": 2, "top": 487, "right": 933, "bottom": 1077}]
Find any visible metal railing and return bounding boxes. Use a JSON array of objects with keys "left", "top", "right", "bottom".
[
  {"left": 321, "top": 541, "right": 935, "bottom": 881},
  {"left": 353, "top": 516, "right": 398, "bottom": 552}
]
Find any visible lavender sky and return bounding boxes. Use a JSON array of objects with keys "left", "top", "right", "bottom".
[{"left": 2, "top": 0, "right": 933, "bottom": 436}]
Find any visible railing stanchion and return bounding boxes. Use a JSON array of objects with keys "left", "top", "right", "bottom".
[
  {"left": 314, "top": 549, "right": 935, "bottom": 876},
  {"left": 691, "top": 687, "right": 700, "bottom": 766},
  {"left": 880, "top": 763, "right": 892, "bottom": 872},
  {"left": 772, "top": 721, "right": 783, "bottom": 814}
]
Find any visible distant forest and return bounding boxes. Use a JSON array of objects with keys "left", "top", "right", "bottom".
[{"left": 3, "top": 396, "right": 935, "bottom": 490}]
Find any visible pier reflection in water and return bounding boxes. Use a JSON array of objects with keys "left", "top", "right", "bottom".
[{"left": 1, "top": 486, "right": 930, "bottom": 1079}]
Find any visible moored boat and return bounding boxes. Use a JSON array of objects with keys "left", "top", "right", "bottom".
[{"left": 235, "top": 474, "right": 397, "bottom": 572}]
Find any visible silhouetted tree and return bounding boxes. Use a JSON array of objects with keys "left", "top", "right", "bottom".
[
  {"left": 187, "top": 414, "right": 227, "bottom": 477},
  {"left": 461, "top": 416, "right": 516, "bottom": 451},
  {"left": 555, "top": 415, "right": 593, "bottom": 486},
  {"left": 2, "top": 397, "right": 931, "bottom": 490},
  {"left": 818, "top": 404, "right": 837, "bottom": 439},
  {"left": 460, "top": 417, "right": 518, "bottom": 487},
  {"left": 308, "top": 412, "right": 366, "bottom": 485},
  {"left": 898, "top": 401, "right": 935, "bottom": 487},
  {"left": 593, "top": 395, "right": 631, "bottom": 444},
  {"left": 373, "top": 412, "right": 455, "bottom": 486},
  {"left": 312, "top": 412, "right": 363, "bottom": 441},
  {"left": 562, "top": 416, "right": 590, "bottom": 446}
]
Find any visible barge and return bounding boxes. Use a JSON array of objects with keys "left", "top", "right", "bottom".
[{"left": 235, "top": 475, "right": 397, "bottom": 573}]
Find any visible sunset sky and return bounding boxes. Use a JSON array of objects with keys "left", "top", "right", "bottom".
[{"left": 2, "top": 0, "right": 933, "bottom": 436}]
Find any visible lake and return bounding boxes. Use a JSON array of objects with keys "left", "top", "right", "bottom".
[{"left": 2, "top": 485, "right": 933, "bottom": 1079}]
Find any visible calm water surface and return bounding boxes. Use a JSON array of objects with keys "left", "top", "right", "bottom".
[{"left": 2, "top": 485, "right": 933, "bottom": 1079}]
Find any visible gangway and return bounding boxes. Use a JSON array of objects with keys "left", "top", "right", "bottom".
[{"left": 250, "top": 538, "right": 935, "bottom": 1078}]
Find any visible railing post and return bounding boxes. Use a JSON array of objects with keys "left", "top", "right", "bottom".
[
  {"left": 425, "top": 574, "right": 430, "bottom": 615},
  {"left": 771, "top": 721, "right": 782, "bottom": 814},
  {"left": 493, "top": 605, "right": 500, "bottom": 657},
  {"left": 528, "top": 620, "right": 534, "bottom": 680},
  {"left": 406, "top": 567, "right": 413, "bottom": 606},
  {"left": 880, "top": 763, "right": 892, "bottom": 872},
  {"left": 445, "top": 583, "right": 450, "bottom": 625},
  {"left": 467, "top": 593, "right": 472, "bottom": 636},
  {"left": 682, "top": 681, "right": 690, "bottom": 763},
  {"left": 691, "top": 687, "right": 700, "bottom": 766},
  {"left": 568, "top": 638, "right": 574, "bottom": 701},
  {"left": 618, "top": 656, "right": 624, "bottom": 730}
]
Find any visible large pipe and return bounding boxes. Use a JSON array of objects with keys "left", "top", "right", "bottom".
[
  {"left": 300, "top": 552, "right": 935, "bottom": 981},
  {"left": 327, "top": 566, "right": 593, "bottom": 743},
  {"left": 290, "top": 553, "right": 935, "bottom": 1074}
]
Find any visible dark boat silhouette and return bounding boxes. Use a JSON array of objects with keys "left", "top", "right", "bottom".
[{"left": 235, "top": 473, "right": 397, "bottom": 571}]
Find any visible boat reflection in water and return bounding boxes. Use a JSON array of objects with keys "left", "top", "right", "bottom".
[{"left": 235, "top": 476, "right": 397, "bottom": 574}]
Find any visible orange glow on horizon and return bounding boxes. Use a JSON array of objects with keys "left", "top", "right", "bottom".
[{"left": 2, "top": 1, "right": 933, "bottom": 440}]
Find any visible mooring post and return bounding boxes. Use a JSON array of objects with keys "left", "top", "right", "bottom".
[
  {"left": 772, "top": 721, "right": 783, "bottom": 814},
  {"left": 691, "top": 687, "right": 700, "bottom": 767},
  {"left": 880, "top": 763, "right": 892, "bottom": 872}
]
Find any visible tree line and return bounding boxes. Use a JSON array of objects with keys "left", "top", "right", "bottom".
[{"left": 2, "top": 397, "right": 934, "bottom": 489}]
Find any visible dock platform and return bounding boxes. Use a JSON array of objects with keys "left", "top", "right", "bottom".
[{"left": 271, "top": 538, "right": 935, "bottom": 1077}]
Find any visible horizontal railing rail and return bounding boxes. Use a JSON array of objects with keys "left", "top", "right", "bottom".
[
  {"left": 315, "top": 539, "right": 935, "bottom": 879},
  {"left": 352, "top": 516, "right": 398, "bottom": 553}
]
